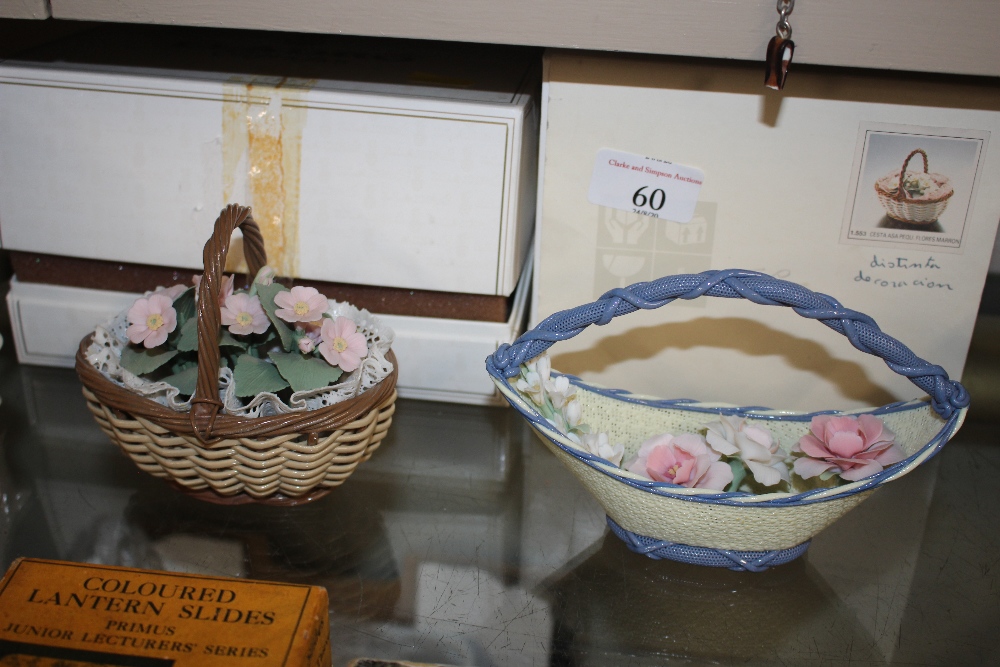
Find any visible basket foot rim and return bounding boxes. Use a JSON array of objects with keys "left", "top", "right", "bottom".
[{"left": 606, "top": 516, "right": 810, "bottom": 572}]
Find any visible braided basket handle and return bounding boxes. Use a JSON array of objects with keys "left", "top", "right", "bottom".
[
  {"left": 190, "top": 204, "right": 267, "bottom": 442},
  {"left": 487, "top": 269, "right": 969, "bottom": 419},
  {"left": 895, "top": 148, "right": 929, "bottom": 202}
]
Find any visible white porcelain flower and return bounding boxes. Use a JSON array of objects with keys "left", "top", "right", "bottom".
[
  {"left": 517, "top": 353, "right": 587, "bottom": 440},
  {"left": 577, "top": 432, "right": 624, "bottom": 466},
  {"left": 561, "top": 397, "right": 583, "bottom": 431},
  {"left": 516, "top": 355, "right": 551, "bottom": 407},
  {"left": 546, "top": 374, "right": 576, "bottom": 409},
  {"left": 903, "top": 172, "right": 934, "bottom": 196},
  {"left": 704, "top": 415, "right": 790, "bottom": 487}
]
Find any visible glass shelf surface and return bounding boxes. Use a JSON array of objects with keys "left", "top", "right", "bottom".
[{"left": 0, "top": 351, "right": 997, "bottom": 666}]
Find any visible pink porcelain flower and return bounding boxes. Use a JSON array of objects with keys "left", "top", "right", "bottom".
[
  {"left": 127, "top": 294, "right": 177, "bottom": 348},
  {"left": 318, "top": 317, "right": 368, "bottom": 372},
  {"left": 253, "top": 265, "right": 277, "bottom": 286},
  {"left": 274, "top": 286, "right": 328, "bottom": 323},
  {"left": 296, "top": 322, "right": 323, "bottom": 354},
  {"left": 153, "top": 284, "right": 188, "bottom": 300},
  {"left": 626, "top": 433, "right": 733, "bottom": 491},
  {"left": 219, "top": 275, "right": 235, "bottom": 303},
  {"left": 192, "top": 274, "right": 235, "bottom": 306},
  {"left": 220, "top": 293, "right": 270, "bottom": 336},
  {"left": 793, "top": 414, "right": 905, "bottom": 482}
]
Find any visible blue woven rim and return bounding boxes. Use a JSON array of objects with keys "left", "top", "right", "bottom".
[
  {"left": 606, "top": 516, "right": 810, "bottom": 572},
  {"left": 488, "top": 269, "right": 968, "bottom": 419},
  {"left": 486, "top": 269, "right": 968, "bottom": 507}
]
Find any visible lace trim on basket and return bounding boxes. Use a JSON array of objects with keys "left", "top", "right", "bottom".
[{"left": 85, "top": 298, "right": 395, "bottom": 418}]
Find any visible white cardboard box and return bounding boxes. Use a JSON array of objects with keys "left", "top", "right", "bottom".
[
  {"left": 0, "top": 31, "right": 537, "bottom": 296},
  {"left": 535, "top": 52, "right": 1000, "bottom": 412}
]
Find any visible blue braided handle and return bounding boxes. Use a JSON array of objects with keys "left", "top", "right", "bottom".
[{"left": 487, "top": 269, "right": 968, "bottom": 419}]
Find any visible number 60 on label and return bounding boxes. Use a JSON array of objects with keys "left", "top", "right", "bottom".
[{"left": 633, "top": 186, "right": 666, "bottom": 212}]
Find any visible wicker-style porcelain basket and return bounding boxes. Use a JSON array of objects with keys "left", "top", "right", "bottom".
[
  {"left": 874, "top": 148, "right": 954, "bottom": 224},
  {"left": 76, "top": 205, "right": 397, "bottom": 505},
  {"left": 487, "top": 270, "right": 968, "bottom": 571}
]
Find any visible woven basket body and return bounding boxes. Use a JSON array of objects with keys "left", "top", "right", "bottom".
[
  {"left": 76, "top": 205, "right": 398, "bottom": 504},
  {"left": 487, "top": 269, "right": 968, "bottom": 570},
  {"left": 874, "top": 148, "right": 954, "bottom": 224},
  {"left": 78, "top": 355, "right": 397, "bottom": 502},
  {"left": 875, "top": 186, "right": 950, "bottom": 223}
]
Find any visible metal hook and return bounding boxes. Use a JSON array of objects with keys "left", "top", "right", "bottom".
[{"left": 765, "top": 0, "right": 796, "bottom": 90}]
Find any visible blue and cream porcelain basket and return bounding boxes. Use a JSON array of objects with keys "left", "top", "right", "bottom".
[{"left": 486, "top": 270, "right": 969, "bottom": 571}]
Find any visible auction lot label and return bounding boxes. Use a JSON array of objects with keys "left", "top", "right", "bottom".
[{"left": 588, "top": 148, "right": 704, "bottom": 223}]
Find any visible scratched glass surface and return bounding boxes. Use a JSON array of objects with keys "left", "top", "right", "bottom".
[{"left": 0, "top": 352, "right": 997, "bottom": 666}]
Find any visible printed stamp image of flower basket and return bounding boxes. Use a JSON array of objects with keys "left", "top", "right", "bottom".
[
  {"left": 76, "top": 205, "right": 398, "bottom": 505},
  {"left": 874, "top": 148, "right": 954, "bottom": 224},
  {"left": 486, "top": 270, "right": 968, "bottom": 571}
]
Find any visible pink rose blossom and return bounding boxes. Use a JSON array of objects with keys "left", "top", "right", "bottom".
[
  {"left": 274, "top": 286, "right": 328, "bottom": 323},
  {"left": 220, "top": 293, "right": 270, "bottom": 336},
  {"left": 298, "top": 336, "right": 316, "bottom": 353},
  {"left": 626, "top": 433, "right": 734, "bottom": 491},
  {"left": 793, "top": 414, "right": 905, "bottom": 482},
  {"left": 318, "top": 317, "right": 368, "bottom": 372},
  {"left": 126, "top": 294, "right": 177, "bottom": 348}
]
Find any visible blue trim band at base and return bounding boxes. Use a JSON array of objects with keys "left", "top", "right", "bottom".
[{"left": 607, "top": 516, "right": 811, "bottom": 572}]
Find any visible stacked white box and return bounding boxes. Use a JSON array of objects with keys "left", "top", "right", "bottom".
[
  {"left": 0, "top": 30, "right": 539, "bottom": 404},
  {"left": 0, "top": 35, "right": 537, "bottom": 295}
]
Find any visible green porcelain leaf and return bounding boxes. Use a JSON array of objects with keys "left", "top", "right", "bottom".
[
  {"left": 175, "top": 317, "right": 199, "bottom": 352},
  {"left": 232, "top": 354, "right": 289, "bottom": 397},
  {"left": 256, "top": 282, "right": 297, "bottom": 352},
  {"left": 120, "top": 345, "right": 178, "bottom": 376},
  {"left": 177, "top": 318, "right": 248, "bottom": 353},
  {"left": 219, "top": 329, "right": 248, "bottom": 350},
  {"left": 268, "top": 351, "right": 343, "bottom": 393},
  {"left": 162, "top": 364, "right": 199, "bottom": 396},
  {"left": 726, "top": 459, "right": 747, "bottom": 493},
  {"left": 171, "top": 286, "right": 196, "bottom": 325}
]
